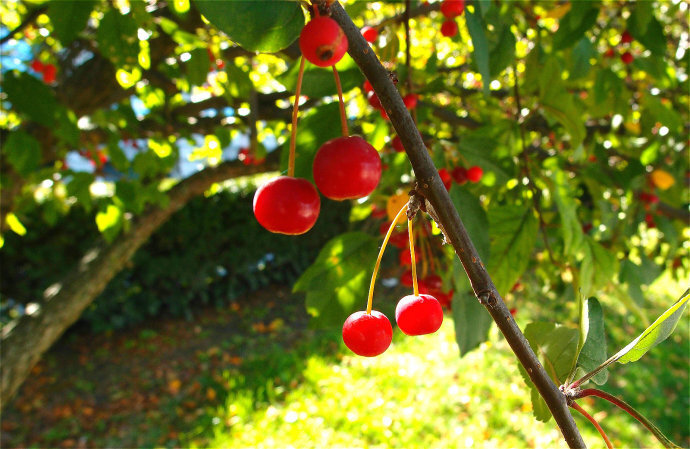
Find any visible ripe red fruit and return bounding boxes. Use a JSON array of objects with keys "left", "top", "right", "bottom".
[
  {"left": 466, "top": 165, "right": 483, "bottom": 183},
  {"left": 399, "top": 247, "right": 419, "bottom": 266},
  {"left": 604, "top": 48, "right": 615, "bottom": 58},
  {"left": 400, "top": 270, "right": 414, "bottom": 288},
  {"left": 363, "top": 79, "right": 374, "bottom": 94},
  {"left": 253, "top": 176, "right": 321, "bottom": 235},
  {"left": 42, "top": 64, "right": 56, "bottom": 83},
  {"left": 30, "top": 59, "right": 44, "bottom": 72},
  {"left": 440, "top": 0, "right": 465, "bottom": 18},
  {"left": 435, "top": 290, "right": 454, "bottom": 308},
  {"left": 389, "top": 230, "right": 409, "bottom": 249},
  {"left": 645, "top": 213, "right": 656, "bottom": 228},
  {"left": 313, "top": 136, "right": 382, "bottom": 200},
  {"left": 451, "top": 166, "right": 468, "bottom": 185},
  {"left": 395, "top": 294, "right": 443, "bottom": 336},
  {"left": 420, "top": 274, "right": 443, "bottom": 293},
  {"left": 438, "top": 168, "right": 452, "bottom": 190},
  {"left": 361, "top": 26, "right": 378, "bottom": 43},
  {"left": 392, "top": 135, "right": 405, "bottom": 152},
  {"left": 440, "top": 19, "right": 458, "bottom": 38},
  {"left": 621, "top": 30, "right": 633, "bottom": 44},
  {"left": 367, "top": 91, "right": 383, "bottom": 110},
  {"left": 403, "top": 93, "right": 419, "bottom": 110},
  {"left": 621, "top": 51, "right": 634, "bottom": 65},
  {"left": 299, "top": 16, "right": 348, "bottom": 68},
  {"left": 342, "top": 310, "right": 393, "bottom": 356}
]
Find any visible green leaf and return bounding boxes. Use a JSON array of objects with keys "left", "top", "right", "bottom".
[
  {"left": 616, "top": 289, "right": 689, "bottom": 364},
  {"left": 629, "top": 13, "right": 666, "bottom": 56},
  {"left": 519, "top": 322, "right": 580, "bottom": 422},
  {"left": 294, "top": 232, "right": 380, "bottom": 328},
  {"left": 452, "top": 290, "right": 493, "bottom": 356},
  {"left": 279, "top": 103, "right": 342, "bottom": 182},
  {"left": 539, "top": 58, "right": 586, "bottom": 149},
  {"left": 224, "top": 62, "right": 254, "bottom": 98},
  {"left": 569, "top": 37, "right": 595, "bottom": 80},
  {"left": 96, "top": 203, "right": 124, "bottom": 242},
  {"left": 449, "top": 185, "right": 490, "bottom": 263},
  {"left": 195, "top": 0, "right": 304, "bottom": 53},
  {"left": 552, "top": 3, "right": 599, "bottom": 50},
  {"left": 96, "top": 10, "right": 139, "bottom": 67},
  {"left": 4, "top": 130, "right": 41, "bottom": 177},
  {"left": 486, "top": 205, "right": 538, "bottom": 296},
  {"left": 628, "top": 1, "right": 652, "bottom": 35},
  {"left": 579, "top": 237, "right": 618, "bottom": 296},
  {"left": 576, "top": 297, "right": 608, "bottom": 385},
  {"left": 48, "top": 1, "right": 95, "bottom": 45},
  {"left": 3, "top": 71, "right": 58, "bottom": 126},
  {"left": 547, "top": 161, "right": 584, "bottom": 255},
  {"left": 66, "top": 172, "right": 94, "bottom": 211},
  {"left": 186, "top": 47, "right": 210, "bottom": 87},
  {"left": 642, "top": 93, "right": 683, "bottom": 135},
  {"left": 465, "top": 7, "right": 491, "bottom": 94},
  {"left": 489, "top": 24, "right": 515, "bottom": 78}
]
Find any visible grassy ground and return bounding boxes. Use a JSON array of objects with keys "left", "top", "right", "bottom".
[{"left": 2, "top": 279, "right": 688, "bottom": 448}]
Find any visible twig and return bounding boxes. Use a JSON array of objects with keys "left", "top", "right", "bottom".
[{"left": 0, "top": 6, "right": 47, "bottom": 45}]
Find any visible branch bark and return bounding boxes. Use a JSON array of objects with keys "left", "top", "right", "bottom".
[
  {"left": 0, "top": 154, "right": 278, "bottom": 408},
  {"left": 328, "top": 3, "right": 586, "bottom": 448}
]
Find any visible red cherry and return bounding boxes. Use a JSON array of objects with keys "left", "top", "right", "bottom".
[
  {"left": 621, "top": 30, "right": 633, "bottom": 44},
  {"left": 451, "top": 166, "right": 468, "bottom": 185},
  {"left": 342, "top": 310, "right": 393, "bottom": 356},
  {"left": 313, "top": 136, "right": 382, "bottom": 200},
  {"left": 440, "top": 19, "right": 458, "bottom": 38},
  {"left": 361, "top": 26, "right": 378, "bottom": 43},
  {"left": 400, "top": 270, "right": 414, "bottom": 288},
  {"left": 509, "top": 307, "right": 517, "bottom": 317},
  {"left": 582, "top": 223, "right": 593, "bottom": 234},
  {"left": 253, "top": 176, "right": 321, "bottom": 235},
  {"left": 604, "top": 48, "right": 615, "bottom": 58},
  {"left": 238, "top": 147, "right": 253, "bottom": 165},
  {"left": 399, "top": 247, "right": 419, "bottom": 266},
  {"left": 363, "top": 79, "right": 374, "bottom": 94},
  {"left": 299, "top": 16, "right": 348, "bottom": 68},
  {"left": 367, "top": 91, "right": 383, "bottom": 110},
  {"left": 395, "top": 294, "right": 443, "bottom": 336},
  {"left": 389, "top": 230, "right": 409, "bottom": 249},
  {"left": 403, "top": 93, "right": 419, "bottom": 110},
  {"left": 371, "top": 204, "right": 387, "bottom": 219},
  {"left": 42, "top": 64, "right": 56, "bottom": 84},
  {"left": 440, "top": 0, "right": 465, "bottom": 18},
  {"left": 466, "top": 165, "right": 483, "bottom": 183},
  {"left": 438, "top": 168, "right": 452, "bottom": 190},
  {"left": 621, "top": 51, "right": 634, "bottom": 65},
  {"left": 215, "top": 59, "right": 225, "bottom": 70},
  {"left": 30, "top": 59, "right": 44, "bottom": 72},
  {"left": 421, "top": 274, "right": 443, "bottom": 293},
  {"left": 392, "top": 135, "right": 405, "bottom": 152},
  {"left": 645, "top": 213, "right": 656, "bottom": 228},
  {"left": 436, "top": 290, "right": 454, "bottom": 308}
]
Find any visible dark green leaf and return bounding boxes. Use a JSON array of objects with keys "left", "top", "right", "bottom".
[
  {"left": 3, "top": 71, "right": 58, "bottom": 126},
  {"left": 96, "top": 10, "right": 139, "bottom": 67},
  {"left": 539, "top": 58, "right": 586, "bottom": 149},
  {"left": 452, "top": 291, "right": 492, "bottom": 356},
  {"left": 569, "top": 37, "right": 595, "bottom": 80},
  {"left": 576, "top": 297, "right": 608, "bottom": 385},
  {"left": 552, "top": 3, "right": 599, "bottom": 50},
  {"left": 547, "top": 160, "right": 584, "bottom": 255},
  {"left": 186, "top": 47, "right": 210, "bottom": 87},
  {"left": 579, "top": 236, "right": 619, "bottom": 296},
  {"left": 489, "top": 24, "right": 515, "bottom": 78},
  {"left": 195, "top": 0, "right": 304, "bottom": 53},
  {"left": 225, "top": 62, "right": 254, "bottom": 98},
  {"left": 449, "top": 185, "right": 490, "bottom": 263},
  {"left": 465, "top": 8, "right": 491, "bottom": 94},
  {"left": 48, "top": 1, "right": 95, "bottom": 45},
  {"left": 629, "top": 14, "right": 666, "bottom": 56},
  {"left": 4, "top": 131, "right": 41, "bottom": 177},
  {"left": 66, "top": 172, "right": 94, "bottom": 211},
  {"left": 628, "top": 1, "right": 652, "bottom": 35},
  {"left": 487, "top": 205, "right": 538, "bottom": 296}
]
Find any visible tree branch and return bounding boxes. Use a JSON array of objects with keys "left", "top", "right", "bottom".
[
  {"left": 328, "top": 3, "right": 586, "bottom": 448},
  {"left": 0, "top": 6, "right": 47, "bottom": 45}
]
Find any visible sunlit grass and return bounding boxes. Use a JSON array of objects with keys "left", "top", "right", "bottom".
[{"left": 183, "top": 313, "right": 668, "bottom": 449}]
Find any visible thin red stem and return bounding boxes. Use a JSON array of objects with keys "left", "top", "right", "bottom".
[
  {"left": 288, "top": 56, "right": 306, "bottom": 177},
  {"left": 409, "top": 215, "right": 419, "bottom": 296},
  {"left": 570, "top": 401, "right": 614, "bottom": 449}
]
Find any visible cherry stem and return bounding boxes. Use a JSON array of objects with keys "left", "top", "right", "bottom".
[
  {"left": 288, "top": 56, "right": 306, "bottom": 178},
  {"left": 575, "top": 388, "right": 678, "bottom": 448},
  {"left": 570, "top": 401, "right": 614, "bottom": 449},
  {"left": 332, "top": 66, "right": 349, "bottom": 137},
  {"left": 367, "top": 203, "right": 408, "bottom": 315},
  {"left": 408, "top": 215, "right": 419, "bottom": 296}
]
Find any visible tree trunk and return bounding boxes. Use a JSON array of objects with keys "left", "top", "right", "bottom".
[{"left": 0, "top": 157, "right": 276, "bottom": 408}]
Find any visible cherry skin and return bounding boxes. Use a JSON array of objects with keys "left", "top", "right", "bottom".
[
  {"left": 299, "top": 16, "right": 348, "bottom": 68},
  {"left": 30, "top": 59, "right": 44, "bottom": 72},
  {"left": 452, "top": 166, "right": 468, "bottom": 185},
  {"left": 367, "top": 91, "right": 383, "bottom": 110},
  {"left": 621, "top": 51, "right": 634, "bottom": 65},
  {"left": 440, "top": 0, "right": 465, "bottom": 18},
  {"left": 400, "top": 270, "right": 414, "bottom": 288},
  {"left": 466, "top": 165, "right": 483, "bottom": 183},
  {"left": 313, "top": 136, "right": 382, "bottom": 200},
  {"left": 420, "top": 274, "right": 443, "bottom": 293},
  {"left": 440, "top": 19, "right": 458, "bottom": 38},
  {"left": 342, "top": 310, "right": 393, "bottom": 357},
  {"left": 621, "top": 30, "right": 633, "bottom": 44},
  {"left": 253, "top": 176, "right": 320, "bottom": 235},
  {"left": 362, "top": 79, "right": 374, "bottom": 94},
  {"left": 395, "top": 294, "right": 444, "bottom": 336},
  {"left": 361, "top": 26, "right": 378, "bottom": 43},
  {"left": 42, "top": 64, "right": 57, "bottom": 84},
  {"left": 403, "top": 93, "right": 419, "bottom": 110},
  {"left": 438, "top": 168, "right": 452, "bottom": 190},
  {"left": 392, "top": 135, "right": 405, "bottom": 152}
]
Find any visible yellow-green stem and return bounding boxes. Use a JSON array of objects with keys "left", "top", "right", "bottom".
[
  {"left": 367, "top": 203, "right": 408, "bottom": 314},
  {"left": 409, "top": 215, "right": 419, "bottom": 296},
  {"left": 288, "top": 56, "right": 306, "bottom": 177},
  {"left": 332, "top": 66, "right": 348, "bottom": 137}
]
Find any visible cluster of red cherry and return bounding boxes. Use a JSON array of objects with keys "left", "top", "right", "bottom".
[
  {"left": 439, "top": 0, "right": 465, "bottom": 38},
  {"left": 253, "top": 7, "right": 382, "bottom": 235},
  {"left": 604, "top": 29, "right": 635, "bottom": 65},
  {"left": 343, "top": 200, "right": 445, "bottom": 357},
  {"left": 238, "top": 147, "right": 265, "bottom": 166},
  {"left": 30, "top": 59, "right": 57, "bottom": 84}
]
